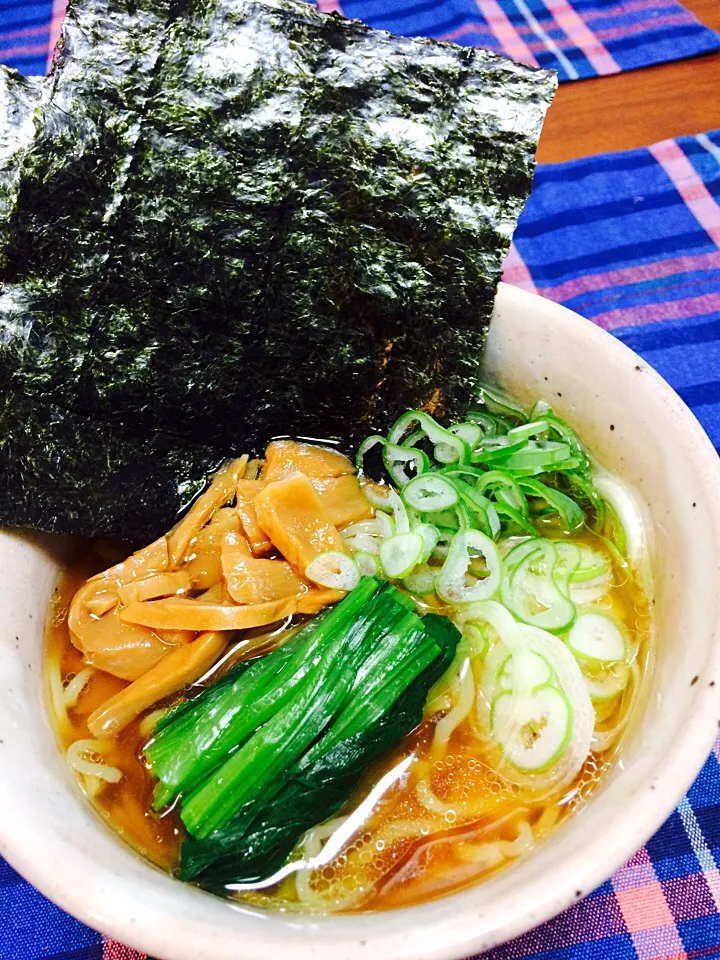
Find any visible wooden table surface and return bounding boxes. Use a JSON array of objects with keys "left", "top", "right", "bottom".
[{"left": 537, "top": 0, "right": 720, "bottom": 164}]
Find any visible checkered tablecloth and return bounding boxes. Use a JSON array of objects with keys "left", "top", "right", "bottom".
[
  {"left": 506, "top": 131, "right": 720, "bottom": 453},
  {"left": 322, "top": 0, "right": 720, "bottom": 80},
  {"left": 1, "top": 0, "right": 720, "bottom": 956}
]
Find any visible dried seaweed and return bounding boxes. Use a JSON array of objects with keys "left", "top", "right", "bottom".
[
  {"left": 0, "top": 0, "right": 556, "bottom": 540},
  {"left": 0, "top": 70, "right": 41, "bottom": 262},
  {"left": 0, "top": 393, "right": 220, "bottom": 540}
]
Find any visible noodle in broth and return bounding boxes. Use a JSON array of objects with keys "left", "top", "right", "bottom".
[{"left": 45, "top": 402, "right": 653, "bottom": 913}]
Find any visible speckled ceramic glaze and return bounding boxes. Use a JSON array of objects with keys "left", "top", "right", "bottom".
[{"left": 1, "top": 283, "right": 719, "bottom": 960}]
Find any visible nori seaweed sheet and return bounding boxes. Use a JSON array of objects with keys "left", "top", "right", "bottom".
[{"left": 0, "top": 0, "right": 556, "bottom": 541}]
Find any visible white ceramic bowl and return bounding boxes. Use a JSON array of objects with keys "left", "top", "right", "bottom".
[{"left": 1, "top": 283, "right": 720, "bottom": 960}]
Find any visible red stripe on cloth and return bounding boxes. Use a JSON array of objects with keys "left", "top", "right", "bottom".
[
  {"left": 614, "top": 876, "right": 686, "bottom": 959},
  {"left": 0, "top": 24, "right": 49, "bottom": 43},
  {"left": 103, "top": 941, "right": 147, "bottom": 960},
  {"left": 439, "top": 13, "right": 697, "bottom": 50},
  {"left": 502, "top": 242, "right": 538, "bottom": 294},
  {"left": 438, "top": 22, "right": 494, "bottom": 42},
  {"left": 579, "top": 0, "right": 699, "bottom": 26},
  {"left": 535, "top": 250, "right": 720, "bottom": 303},
  {"left": 473, "top": 0, "right": 539, "bottom": 65},
  {"left": 650, "top": 139, "right": 720, "bottom": 248},
  {"left": 591, "top": 291, "right": 720, "bottom": 330},
  {"left": 555, "top": 14, "right": 698, "bottom": 51},
  {"left": 700, "top": 867, "right": 720, "bottom": 912},
  {"left": 612, "top": 848, "right": 659, "bottom": 893},
  {"left": 540, "top": 0, "right": 620, "bottom": 73},
  {"left": 615, "top": 882, "right": 675, "bottom": 933},
  {"left": 46, "top": 0, "right": 67, "bottom": 73},
  {"left": 0, "top": 41, "right": 49, "bottom": 59}
]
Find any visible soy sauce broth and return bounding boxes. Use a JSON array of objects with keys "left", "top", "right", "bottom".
[{"left": 46, "top": 527, "right": 652, "bottom": 912}]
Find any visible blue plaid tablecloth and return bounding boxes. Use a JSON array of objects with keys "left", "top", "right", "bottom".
[
  {"left": 506, "top": 131, "right": 720, "bottom": 453},
  {"left": 322, "top": 0, "right": 720, "bottom": 80}
]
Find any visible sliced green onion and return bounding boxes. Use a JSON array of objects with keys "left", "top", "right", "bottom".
[
  {"left": 402, "top": 563, "right": 437, "bottom": 595},
  {"left": 379, "top": 533, "right": 424, "bottom": 579},
  {"left": 454, "top": 502, "right": 474, "bottom": 532},
  {"left": 501, "top": 539, "right": 575, "bottom": 633},
  {"left": 452, "top": 480, "right": 501, "bottom": 539},
  {"left": 343, "top": 520, "right": 383, "bottom": 556},
  {"left": 569, "top": 546, "right": 610, "bottom": 583},
  {"left": 387, "top": 410, "right": 470, "bottom": 465},
  {"left": 475, "top": 382, "right": 527, "bottom": 419},
  {"left": 305, "top": 551, "right": 360, "bottom": 591},
  {"left": 566, "top": 474, "right": 606, "bottom": 533},
  {"left": 402, "top": 428, "right": 426, "bottom": 447},
  {"left": 388, "top": 489, "right": 411, "bottom": 535},
  {"left": 465, "top": 409, "right": 499, "bottom": 435},
  {"left": 432, "top": 528, "right": 455, "bottom": 560},
  {"left": 508, "top": 457, "right": 586, "bottom": 479},
  {"left": 519, "top": 478, "right": 584, "bottom": 531},
  {"left": 362, "top": 483, "right": 392, "bottom": 511},
  {"left": 494, "top": 502, "right": 537, "bottom": 535},
  {"left": 439, "top": 465, "right": 486, "bottom": 482},
  {"left": 343, "top": 520, "right": 382, "bottom": 537},
  {"left": 564, "top": 544, "right": 612, "bottom": 603},
  {"left": 357, "top": 435, "right": 430, "bottom": 488},
  {"left": 542, "top": 410, "right": 590, "bottom": 472},
  {"left": 448, "top": 422, "right": 483, "bottom": 450},
  {"left": 356, "top": 394, "right": 607, "bottom": 561},
  {"left": 343, "top": 533, "right": 380, "bottom": 555},
  {"left": 502, "top": 441, "right": 573, "bottom": 474},
  {"left": 472, "top": 436, "right": 527, "bottom": 465},
  {"left": 569, "top": 575, "right": 613, "bottom": 605},
  {"left": 475, "top": 470, "right": 528, "bottom": 516},
  {"left": 583, "top": 663, "right": 630, "bottom": 701},
  {"left": 497, "top": 650, "right": 553, "bottom": 692},
  {"left": 403, "top": 474, "right": 459, "bottom": 513},
  {"left": 567, "top": 612, "right": 626, "bottom": 663},
  {"left": 458, "top": 599, "right": 524, "bottom": 656},
  {"left": 436, "top": 530, "right": 501, "bottom": 604},
  {"left": 430, "top": 509, "right": 461, "bottom": 531},
  {"left": 382, "top": 442, "right": 430, "bottom": 487},
  {"left": 530, "top": 399, "right": 552, "bottom": 418},
  {"left": 485, "top": 501, "right": 502, "bottom": 540},
  {"left": 507, "top": 420, "right": 550, "bottom": 443},
  {"left": 414, "top": 522, "right": 440, "bottom": 562},
  {"left": 354, "top": 552, "right": 379, "bottom": 578},
  {"left": 491, "top": 685, "right": 572, "bottom": 773},
  {"left": 375, "top": 511, "right": 395, "bottom": 540},
  {"left": 355, "top": 435, "right": 385, "bottom": 475},
  {"left": 472, "top": 609, "right": 595, "bottom": 794}
]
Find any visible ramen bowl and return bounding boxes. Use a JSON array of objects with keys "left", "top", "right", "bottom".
[{"left": 1, "top": 282, "right": 719, "bottom": 960}]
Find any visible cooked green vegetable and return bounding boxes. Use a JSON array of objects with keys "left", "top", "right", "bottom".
[
  {"left": 0, "top": 0, "right": 555, "bottom": 542},
  {"left": 145, "top": 579, "right": 460, "bottom": 888},
  {"left": 148, "top": 579, "right": 382, "bottom": 808},
  {"left": 351, "top": 391, "right": 605, "bottom": 595}
]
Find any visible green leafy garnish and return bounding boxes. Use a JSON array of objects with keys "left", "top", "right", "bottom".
[{"left": 144, "top": 579, "right": 460, "bottom": 889}]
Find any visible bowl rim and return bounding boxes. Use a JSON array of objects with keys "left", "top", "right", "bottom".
[{"left": 2, "top": 282, "right": 720, "bottom": 960}]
